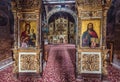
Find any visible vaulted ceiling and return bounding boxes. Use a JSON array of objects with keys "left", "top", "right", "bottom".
[{"left": 42, "top": 0, "right": 76, "bottom": 23}]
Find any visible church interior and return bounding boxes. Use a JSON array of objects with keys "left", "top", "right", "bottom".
[{"left": 0, "top": 0, "right": 120, "bottom": 82}]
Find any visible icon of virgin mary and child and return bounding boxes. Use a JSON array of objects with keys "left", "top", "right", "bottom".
[
  {"left": 82, "top": 23, "right": 99, "bottom": 48},
  {"left": 20, "top": 23, "right": 36, "bottom": 48}
]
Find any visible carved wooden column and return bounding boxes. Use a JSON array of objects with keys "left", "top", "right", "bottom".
[
  {"left": 101, "top": 0, "right": 112, "bottom": 76},
  {"left": 12, "top": 11, "right": 18, "bottom": 49},
  {"left": 36, "top": 10, "right": 40, "bottom": 49}
]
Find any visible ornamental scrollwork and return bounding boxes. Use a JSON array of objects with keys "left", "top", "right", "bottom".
[
  {"left": 81, "top": 54, "right": 100, "bottom": 72},
  {"left": 20, "top": 55, "right": 36, "bottom": 70}
]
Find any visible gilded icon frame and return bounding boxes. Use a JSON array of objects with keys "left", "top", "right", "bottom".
[
  {"left": 80, "top": 19, "right": 102, "bottom": 48},
  {"left": 18, "top": 20, "right": 37, "bottom": 48}
]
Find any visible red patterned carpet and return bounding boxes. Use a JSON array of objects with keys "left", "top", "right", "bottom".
[
  {"left": 1, "top": 64, "right": 120, "bottom": 82},
  {"left": 107, "top": 65, "right": 120, "bottom": 82},
  {"left": 0, "top": 64, "right": 42, "bottom": 82},
  {"left": 0, "top": 45, "right": 120, "bottom": 82},
  {"left": 42, "top": 44, "right": 76, "bottom": 82}
]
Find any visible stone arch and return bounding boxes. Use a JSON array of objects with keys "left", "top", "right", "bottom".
[{"left": 47, "top": 8, "right": 77, "bottom": 23}]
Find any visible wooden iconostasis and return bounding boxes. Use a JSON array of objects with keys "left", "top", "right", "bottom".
[{"left": 43, "top": 13, "right": 76, "bottom": 44}]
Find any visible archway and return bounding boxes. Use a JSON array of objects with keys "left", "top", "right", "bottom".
[
  {"left": 43, "top": 8, "right": 78, "bottom": 45},
  {"left": 41, "top": 8, "right": 78, "bottom": 72},
  {"left": 47, "top": 8, "right": 77, "bottom": 23}
]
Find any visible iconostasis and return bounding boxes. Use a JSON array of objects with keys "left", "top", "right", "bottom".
[
  {"left": 43, "top": 12, "right": 76, "bottom": 44},
  {"left": 47, "top": 17, "right": 75, "bottom": 44}
]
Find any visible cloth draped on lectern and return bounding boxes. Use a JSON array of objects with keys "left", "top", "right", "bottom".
[{"left": 42, "top": 44, "right": 76, "bottom": 82}]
